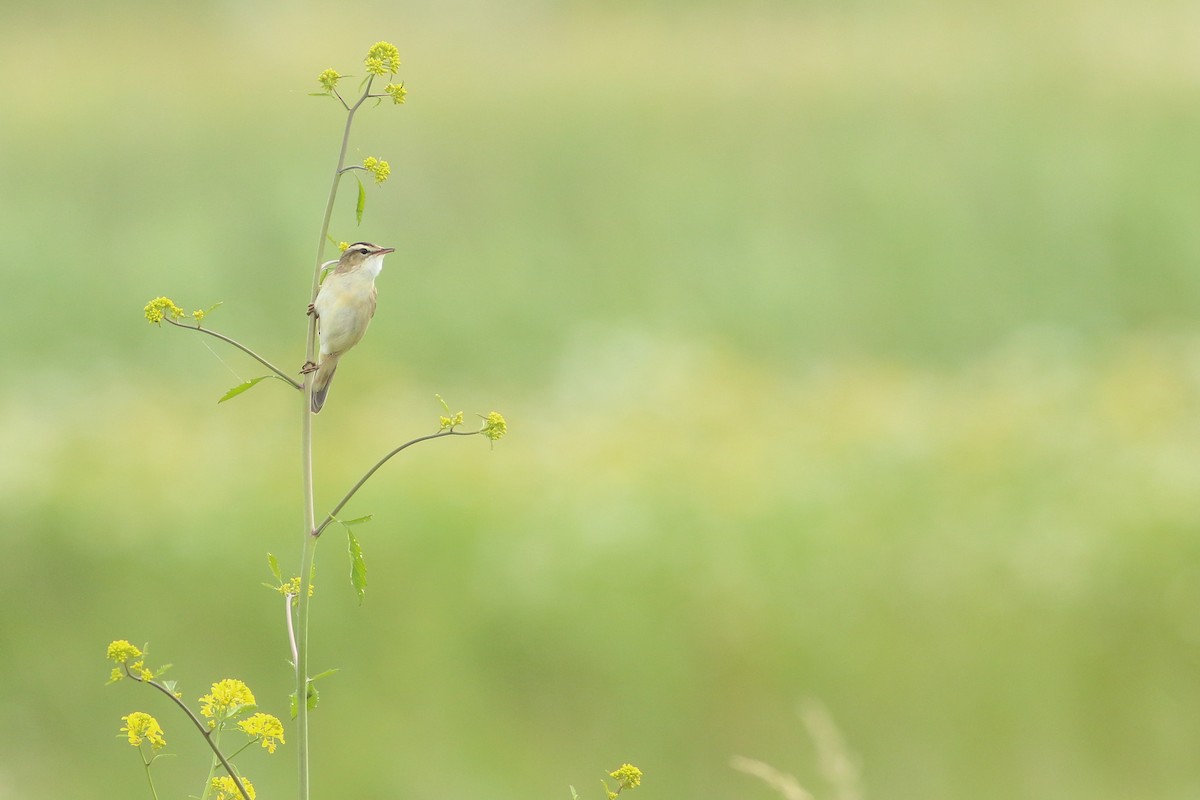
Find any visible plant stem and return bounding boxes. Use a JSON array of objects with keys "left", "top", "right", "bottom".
[
  {"left": 140, "top": 752, "right": 161, "bottom": 800},
  {"left": 314, "top": 430, "right": 479, "bottom": 538},
  {"left": 296, "top": 74, "right": 377, "bottom": 800},
  {"left": 163, "top": 317, "right": 302, "bottom": 390}
]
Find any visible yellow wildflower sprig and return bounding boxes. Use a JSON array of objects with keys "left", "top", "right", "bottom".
[
  {"left": 571, "top": 764, "right": 643, "bottom": 800},
  {"left": 313, "top": 41, "right": 407, "bottom": 111},
  {"left": 199, "top": 679, "right": 257, "bottom": 728},
  {"left": 237, "top": 713, "right": 286, "bottom": 754},
  {"left": 364, "top": 41, "right": 401, "bottom": 76},
  {"left": 383, "top": 82, "right": 407, "bottom": 104},
  {"left": 105, "top": 641, "right": 260, "bottom": 800},
  {"left": 608, "top": 764, "right": 643, "bottom": 796},
  {"left": 437, "top": 394, "right": 465, "bottom": 431},
  {"left": 121, "top": 711, "right": 167, "bottom": 750}
]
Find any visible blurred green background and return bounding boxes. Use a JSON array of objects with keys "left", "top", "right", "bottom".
[{"left": 3, "top": 0, "right": 1200, "bottom": 798}]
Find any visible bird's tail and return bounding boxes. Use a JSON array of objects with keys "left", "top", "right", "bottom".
[{"left": 310, "top": 355, "right": 339, "bottom": 414}]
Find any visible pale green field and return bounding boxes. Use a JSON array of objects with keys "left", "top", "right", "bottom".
[{"left": 3, "top": 1, "right": 1200, "bottom": 799}]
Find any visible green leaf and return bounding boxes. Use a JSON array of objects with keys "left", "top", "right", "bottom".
[
  {"left": 267, "top": 553, "right": 282, "bottom": 583},
  {"left": 205, "top": 301, "right": 224, "bottom": 314},
  {"left": 218, "top": 375, "right": 270, "bottom": 404},
  {"left": 310, "top": 668, "right": 340, "bottom": 682},
  {"left": 347, "top": 529, "right": 368, "bottom": 605},
  {"left": 161, "top": 679, "right": 178, "bottom": 694},
  {"left": 289, "top": 680, "right": 322, "bottom": 719},
  {"left": 308, "top": 91, "right": 333, "bottom": 97},
  {"left": 569, "top": 787, "right": 580, "bottom": 800},
  {"left": 340, "top": 514, "right": 374, "bottom": 526},
  {"left": 355, "top": 175, "right": 366, "bottom": 226}
]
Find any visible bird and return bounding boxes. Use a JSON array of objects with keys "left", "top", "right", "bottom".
[{"left": 303, "top": 242, "right": 395, "bottom": 413}]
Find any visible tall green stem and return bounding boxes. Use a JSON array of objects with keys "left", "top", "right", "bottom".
[{"left": 296, "top": 77, "right": 374, "bottom": 800}]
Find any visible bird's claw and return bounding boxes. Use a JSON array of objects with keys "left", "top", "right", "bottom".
[
  {"left": 300, "top": 361, "right": 318, "bottom": 375},
  {"left": 306, "top": 303, "right": 317, "bottom": 317}
]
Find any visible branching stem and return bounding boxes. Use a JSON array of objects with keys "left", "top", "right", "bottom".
[
  {"left": 314, "top": 430, "right": 480, "bottom": 538},
  {"left": 162, "top": 317, "right": 301, "bottom": 390}
]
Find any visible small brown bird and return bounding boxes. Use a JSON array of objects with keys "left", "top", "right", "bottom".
[{"left": 304, "top": 242, "right": 395, "bottom": 413}]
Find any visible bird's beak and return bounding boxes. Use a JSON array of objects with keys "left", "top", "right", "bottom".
[{"left": 378, "top": 247, "right": 396, "bottom": 255}]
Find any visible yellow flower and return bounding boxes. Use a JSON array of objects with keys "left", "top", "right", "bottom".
[
  {"left": 143, "top": 297, "right": 185, "bottom": 324},
  {"left": 199, "top": 679, "right": 257, "bottom": 726},
  {"left": 192, "top": 308, "right": 206, "bottom": 322},
  {"left": 211, "top": 775, "right": 255, "bottom": 800},
  {"left": 610, "top": 764, "right": 642, "bottom": 790},
  {"left": 439, "top": 410, "right": 464, "bottom": 431},
  {"left": 278, "top": 576, "right": 315, "bottom": 597},
  {"left": 318, "top": 68, "right": 341, "bottom": 92},
  {"left": 384, "top": 82, "right": 407, "bottom": 104},
  {"left": 482, "top": 411, "right": 507, "bottom": 441},
  {"left": 237, "top": 712, "right": 286, "bottom": 753},
  {"left": 363, "top": 156, "right": 391, "bottom": 184},
  {"left": 121, "top": 712, "right": 166, "bottom": 749},
  {"left": 107, "top": 640, "right": 143, "bottom": 664},
  {"left": 338, "top": 241, "right": 350, "bottom": 252},
  {"left": 365, "top": 41, "right": 401, "bottom": 76}
]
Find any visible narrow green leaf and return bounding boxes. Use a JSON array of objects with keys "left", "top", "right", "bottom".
[
  {"left": 218, "top": 375, "right": 270, "bottom": 404},
  {"left": 308, "top": 92, "right": 332, "bottom": 97},
  {"left": 205, "top": 301, "right": 224, "bottom": 314},
  {"left": 340, "top": 514, "right": 374, "bottom": 526},
  {"left": 306, "top": 681, "right": 320, "bottom": 711},
  {"left": 310, "top": 668, "right": 340, "bottom": 682},
  {"left": 570, "top": 787, "right": 580, "bottom": 800},
  {"left": 267, "top": 553, "right": 282, "bottom": 582},
  {"left": 355, "top": 176, "right": 366, "bottom": 226},
  {"left": 347, "top": 529, "right": 368, "bottom": 605}
]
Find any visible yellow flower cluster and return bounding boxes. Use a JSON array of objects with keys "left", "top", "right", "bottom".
[
  {"left": 365, "top": 41, "right": 401, "bottom": 76},
  {"left": 107, "top": 640, "right": 142, "bottom": 663},
  {"left": 610, "top": 764, "right": 643, "bottom": 791},
  {"left": 199, "top": 679, "right": 257, "bottom": 726},
  {"left": 318, "top": 68, "right": 341, "bottom": 92},
  {"left": 338, "top": 241, "right": 350, "bottom": 252},
  {"left": 237, "top": 712, "right": 286, "bottom": 754},
  {"left": 106, "top": 639, "right": 154, "bottom": 682},
  {"left": 121, "top": 711, "right": 166, "bottom": 749},
  {"left": 482, "top": 411, "right": 508, "bottom": 441},
  {"left": 363, "top": 156, "right": 391, "bottom": 184},
  {"left": 144, "top": 297, "right": 185, "bottom": 324},
  {"left": 440, "top": 409, "right": 465, "bottom": 431},
  {"left": 384, "top": 82, "right": 408, "bottom": 104},
  {"left": 144, "top": 297, "right": 214, "bottom": 326},
  {"left": 211, "top": 775, "right": 256, "bottom": 800},
  {"left": 278, "top": 575, "right": 315, "bottom": 598}
]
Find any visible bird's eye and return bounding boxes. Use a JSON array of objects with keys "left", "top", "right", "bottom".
[{"left": 358, "top": 247, "right": 370, "bottom": 254}]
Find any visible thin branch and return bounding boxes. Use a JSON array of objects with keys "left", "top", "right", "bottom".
[
  {"left": 285, "top": 592, "right": 299, "bottom": 669},
  {"left": 125, "top": 667, "right": 253, "bottom": 800},
  {"left": 314, "top": 429, "right": 479, "bottom": 538},
  {"left": 162, "top": 317, "right": 302, "bottom": 390}
]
